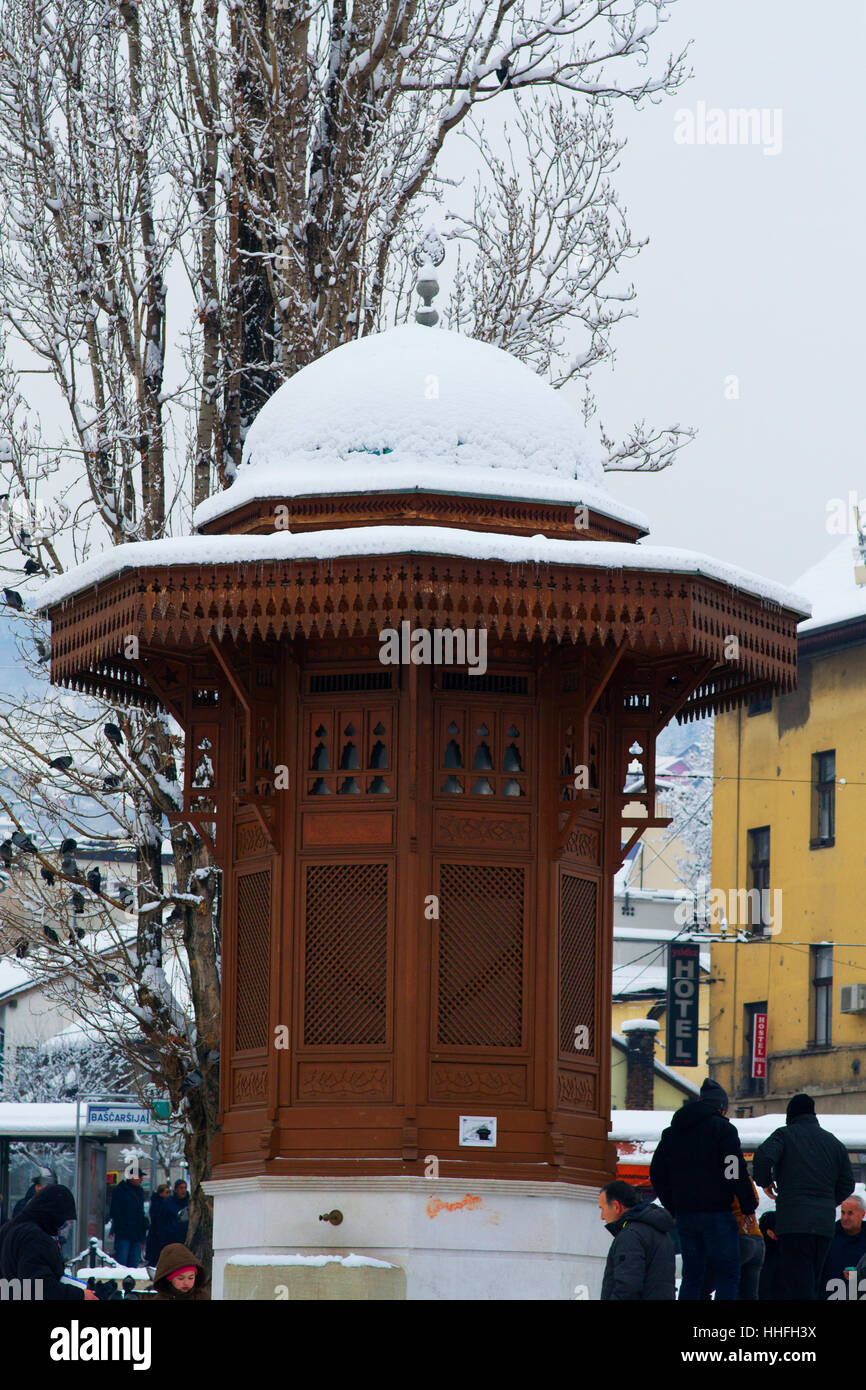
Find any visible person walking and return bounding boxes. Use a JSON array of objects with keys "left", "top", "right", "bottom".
[
  {"left": 733, "top": 1183, "right": 766, "bottom": 1301},
  {"left": 0, "top": 1184, "right": 98, "bottom": 1301},
  {"left": 819, "top": 1194, "right": 866, "bottom": 1299},
  {"left": 752, "top": 1092, "right": 854, "bottom": 1300},
  {"left": 598, "top": 1180, "right": 675, "bottom": 1300},
  {"left": 109, "top": 1174, "right": 148, "bottom": 1269},
  {"left": 649, "top": 1077, "right": 756, "bottom": 1300},
  {"left": 164, "top": 1179, "right": 190, "bottom": 1244},
  {"left": 702, "top": 1177, "right": 765, "bottom": 1301},
  {"left": 145, "top": 1184, "right": 173, "bottom": 1266}
]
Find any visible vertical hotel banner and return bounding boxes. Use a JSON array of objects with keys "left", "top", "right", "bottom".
[
  {"left": 751, "top": 1011, "right": 768, "bottom": 1079},
  {"left": 666, "top": 943, "right": 701, "bottom": 1068}
]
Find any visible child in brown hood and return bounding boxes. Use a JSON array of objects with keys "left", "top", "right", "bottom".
[{"left": 152, "top": 1242, "right": 211, "bottom": 1300}]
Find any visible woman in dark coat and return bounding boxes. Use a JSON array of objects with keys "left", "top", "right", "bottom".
[
  {"left": 145, "top": 1184, "right": 172, "bottom": 1266},
  {"left": 151, "top": 1242, "right": 210, "bottom": 1300},
  {"left": 0, "top": 1184, "right": 96, "bottom": 1301}
]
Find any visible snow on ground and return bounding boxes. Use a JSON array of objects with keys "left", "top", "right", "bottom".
[{"left": 36, "top": 525, "right": 810, "bottom": 615}]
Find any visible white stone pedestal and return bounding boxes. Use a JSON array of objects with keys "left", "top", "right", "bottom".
[{"left": 203, "top": 1176, "right": 609, "bottom": 1300}]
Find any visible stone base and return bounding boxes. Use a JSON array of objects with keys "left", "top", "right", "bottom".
[
  {"left": 224, "top": 1255, "right": 406, "bottom": 1300},
  {"left": 204, "top": 1176, "right": 609, "bottom": 1300}
]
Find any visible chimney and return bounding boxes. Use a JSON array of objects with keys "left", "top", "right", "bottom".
[{"left": 621, "top": 1018, "right": 660, "bottom": 1110}]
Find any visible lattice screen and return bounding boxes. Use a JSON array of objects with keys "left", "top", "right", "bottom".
[
  {"left": 437, "top": 863, "right": 524, "bottom": 1047},
  {"left": 234, "top": 868, "right": 272, "bottom": 1052},
  {"left": 559, "top": 873, "right": 597, "bottom": 1056},
  {"left": 303, "top": 862, "right": 389, "bottom": 1046}
]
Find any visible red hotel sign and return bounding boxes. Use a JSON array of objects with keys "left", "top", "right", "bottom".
[{"left": 752, "top": 1012, "right": 768, "bottom": 1079}]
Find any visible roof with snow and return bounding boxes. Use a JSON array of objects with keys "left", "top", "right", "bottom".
[
  {"left": 36, "top": 526, "right": 810, "bottom": 614},
  {"left": 611, "top": 1035, "right": 700, "bottom": 1097},
  {"left": 0, "top": 1101, "right": 139, "bottom": 1138},
  {"left": 796, "top": 536, "right": 866, "bottom": 637},
  {"left": 611, "top": 1108, "right": 866, "bottom": 1151},
  {"left": 192, "top": 324, "right": 648, "bottom": 533}
]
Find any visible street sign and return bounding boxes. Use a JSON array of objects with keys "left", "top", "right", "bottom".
[
  {"left": 751, "top": 1011, "right": 768, "bottom": 1078},
  {"left": 86, "top": 1104, "right": 151, "bottom": 1129},
  {"left": 666, "top": 943, "right": 701, "bottom": 1067}
]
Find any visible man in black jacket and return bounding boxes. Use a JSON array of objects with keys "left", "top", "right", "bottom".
[
  {"left": 650, "top": 1077, "right": 756, "bottom": 1300},
  {"left": 0, "top": 1184, "right": 97, "bottom": 1301},
  {"left": 599, "top": 1180, "right": 675, "bottom": 1300},
  {"left": 109, "top": 1175, "right": 148, "bottom": 1269},
  {"left": 753, "top": 1093, "right": 854, "bottom": 1299}
]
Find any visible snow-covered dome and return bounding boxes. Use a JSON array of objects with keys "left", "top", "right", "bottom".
[{"left": 193, "top": 324, "right": 647, "bottom": 532}]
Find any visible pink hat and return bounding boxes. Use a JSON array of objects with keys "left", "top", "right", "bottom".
[{"left": 168, "top": 1265, "right": 197, "bottom": 1280}]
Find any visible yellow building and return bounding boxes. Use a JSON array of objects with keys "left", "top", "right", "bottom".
[{"left": 710, "top": 536, "right": 866, "bottom": 1115}]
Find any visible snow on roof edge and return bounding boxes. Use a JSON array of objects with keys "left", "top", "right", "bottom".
[
  {"left": 36, "top": 526, "right": 811, "bottom": 616},
  {"left": 192, "top": 477, "right": 650, "bottom": 535}
]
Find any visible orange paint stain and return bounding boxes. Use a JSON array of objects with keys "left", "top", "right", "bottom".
[{"left": 426, "top": 1193, "right": 483, "bottom": 1219}]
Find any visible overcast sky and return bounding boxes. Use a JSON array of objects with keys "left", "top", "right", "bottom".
[
  {"left": 585, "top": 0, "right": 866, "bottom": 593},
  {"left": 6, "top": 0, "right": 864, "bottom": 604}
]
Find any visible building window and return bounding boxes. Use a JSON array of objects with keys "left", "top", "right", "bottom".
[
  {"left": 811, "top": 944, "right": 833, "bottom": 1046},
  {"left": 748, "top": 694, "right": 772, "bottom": 716},
  {"left": 742, "top": 1001, "right": 767, "bottom": 1097},
  {"left": 747, "top": 827, "right": 771, "bottom": 932},
  {"left": 811, "top": 751, "right": 835, "bottom": 848}
]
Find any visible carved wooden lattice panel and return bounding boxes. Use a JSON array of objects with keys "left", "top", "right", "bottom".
[
  {"left": 437, "top": 707, "right": 530, "bottom": 800},
  {"left": 234, "top": 868, "right": 271, "bottom": 1052},
  {"left": 437, "top": 863, "right": 524, "bottom": 1047},
  {"left": 559, "top": 873, "right": 597, "bottom": 1057},
  {"left": 303, "top": 862, "right": 389, "bottom": 1046}
]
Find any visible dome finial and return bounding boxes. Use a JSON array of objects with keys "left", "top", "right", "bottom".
[{"left": 413, "top": 230, "right": 445, "bottom": 327}]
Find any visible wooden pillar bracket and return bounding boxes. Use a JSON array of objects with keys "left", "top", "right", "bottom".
[
  {"left": 129, "top": 658, "right": 185, "bottom": 726},
  {"left": 234, "top": 794, "right": 279, "bottom": 851},
  {"left": 208, "top": 634, "right": 253, "bottom": 791},
  {"left": 166, "top": 810, "right": 216, "bottom": 856},
  {"left": 557, "top": 637, "right": 628, "bottom": 852},
  {"left": 618, "top": 815, "right": 673, "bottom": 866}
]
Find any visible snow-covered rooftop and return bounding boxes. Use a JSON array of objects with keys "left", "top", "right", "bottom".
[
  {"left": 610, "top": 1108, "right": 866, "bottom": 1149},
  {"left": 192, "top": 324, "right": 648, "bottom": 532},
  {"left": 0, "top": 955, "right": 35, "bottom": 1000},
  {"left": 796, "top": 536, "right": 866, "bottom": 635},
  {"left": 37, "top": 525, "right": 811, "bottom": 615},
  {"left": 0, "top": 1101, "right": 133, "bottom": 1138}
]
